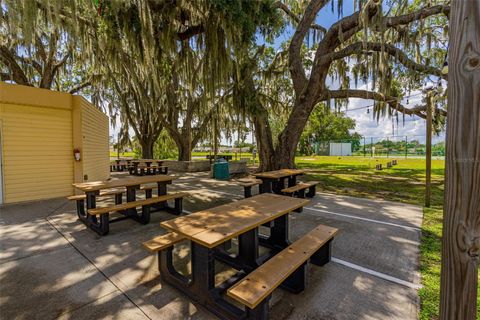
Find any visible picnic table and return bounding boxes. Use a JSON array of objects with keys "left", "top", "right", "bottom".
[
  {"left": 130, "top": 159, "right": 166, "bottom": 175},
  {"left": 254, "top": 169, "right": 305, "bottom": 194},
  {"left": 110, "top": 159, "right": 131, "bottom": 172},
  {"left": 72, "top": 175, "right": 180, "bottom": 235},
  {"left": 145, "top": 193, "right": 338, "bottom": 319},
  {"left": 158, "top": 193, "right": 308, "bottom": 318}
]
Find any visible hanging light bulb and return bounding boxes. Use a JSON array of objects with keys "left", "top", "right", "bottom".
[
  {"left": 437, "top": 79, "right": 443, "bottom": 88},
  {"left": 442, "top": 52, "right": 448, "bottom": 75}
]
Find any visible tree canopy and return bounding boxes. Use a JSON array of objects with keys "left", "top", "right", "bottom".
[{"left": 0, "top": 0, "right": 450, "bottom": 166}]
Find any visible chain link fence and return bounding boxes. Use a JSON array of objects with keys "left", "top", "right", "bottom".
[{"left": 308, "top": 135, "right": 445, "bottom": 158}]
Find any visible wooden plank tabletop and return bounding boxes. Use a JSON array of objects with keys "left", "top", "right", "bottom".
[
  {"left": 73, "top": 175, "right": 176, "bottom": 192},
  {"left": 254, "top": 169, "right": 305, "bottom": 179},
  {"left": 160, "top": 193, "right": 309, "bottom": 248}
]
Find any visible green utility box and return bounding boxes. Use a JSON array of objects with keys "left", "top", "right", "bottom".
[{"left": 213, "top": 160, "right": 230, "bottom": 180}]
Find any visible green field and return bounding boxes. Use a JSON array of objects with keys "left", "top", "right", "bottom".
[
  {"left": 109, "top": 151, "right": 136, "bottom": 158},
  {"left": 295, "top": 156, "right": 479, "bottom": 320}
]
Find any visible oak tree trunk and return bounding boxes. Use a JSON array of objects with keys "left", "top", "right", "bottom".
[
  {"left": 252, "top": 112, "right": 276, "bottom": 171},
  {"left": 139, "top": 138, "right": 154, "bottom": 159},
  {"left": 440, "top": 1, "right": 480, "bottom": 319},
  {"left": 177, "top": 138, "right": 192, "bottom": 161}
]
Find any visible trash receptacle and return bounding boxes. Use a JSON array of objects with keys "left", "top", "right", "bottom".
[{"left": 213, "top": 159, "right": 230, "bottom": 180}]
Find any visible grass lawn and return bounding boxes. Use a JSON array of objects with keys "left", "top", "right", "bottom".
[
  {"left": 295, "top": 156, "right": 479, "bottom": 320},
  {"left": 109, "top": 151, "right": 136, "bottom": 158}
]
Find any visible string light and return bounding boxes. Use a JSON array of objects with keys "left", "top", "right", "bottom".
[{"left": 341, "top": 92, "right": 422, "bottom": 114}]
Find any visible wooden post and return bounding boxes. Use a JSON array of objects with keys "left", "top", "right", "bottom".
[
  {"left": 425, "top": 91, "right": 433, "bottom": 208},
  {"left": 440, "top": 1, "right": 480, "bottom": 319}
]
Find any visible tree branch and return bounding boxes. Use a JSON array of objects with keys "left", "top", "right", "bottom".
[
  {"left": 0, "top": 45, "right": 31, "bottom": 86},
  {"left": 384, "top": 4, "right": 450, "bottom": 28},
  {"left": 274, "top": 1, "right": 327, "bottom": 34},
  {"left": 323, "top": 41, "right": 446, "bottom": 79},
  {"left": 178, "top": 25, "right": 205, "bottom": 41},
  {"left": 69, "top": 80, "right": 91, "bottom": 94},
  {"left": 288, "top": 0, "right": 330, "bottom": 95}
]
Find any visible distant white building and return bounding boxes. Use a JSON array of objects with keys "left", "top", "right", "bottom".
[{"left": 329, "top": 142, "right": 352, "bottom": 156}]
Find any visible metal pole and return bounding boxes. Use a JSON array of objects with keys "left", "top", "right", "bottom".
[
  {"left": 370, "top": 138, "right": 373, "bottom": 157},
  {"left": 405, "top": 136, "right": 408, "bottom": 159},
  {"left": 363, "top": 137, "right": 366, "bottom": 157},
  {"left": 386, "top": 137, "right": 389, "bottom": 158},
  {"left": 425, "top": 92, "right": 433, "bottom": 207}
]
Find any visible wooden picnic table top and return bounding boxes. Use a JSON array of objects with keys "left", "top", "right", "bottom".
[
  {"left": 254, "top": 169, "right": 305, "bottom": 179},
  {"left": 160, "top": 193, "right": 309, "bottom": 249},
  {"left": 73, "top": 175, "right": 176, "bottom": 192}
]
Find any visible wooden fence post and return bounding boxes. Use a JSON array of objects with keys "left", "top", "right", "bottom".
[
  {"left": 440, "top": 1, "right": 480, "bottom": 319},
  {"left": 425, "top": 91, "right": 433, "bottom": 207}
]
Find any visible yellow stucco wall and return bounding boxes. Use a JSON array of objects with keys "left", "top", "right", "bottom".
[{"left": 0, "top": 82, "right": 109, "bottom": 204}]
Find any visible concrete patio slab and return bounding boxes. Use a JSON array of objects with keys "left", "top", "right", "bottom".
[
  {"left": 0, "top": 246, "right": 120, "bottom": 319},
  {"left": 0, "top": 172, "right": 423, "bottom": 319}
]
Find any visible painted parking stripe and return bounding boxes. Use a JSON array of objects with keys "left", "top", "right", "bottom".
[
  {"left": 331, "top": 257, "right": 422, "bottom": 289},
  {"left": 304, "top": 207, "right": 421, "bottom": 232}
]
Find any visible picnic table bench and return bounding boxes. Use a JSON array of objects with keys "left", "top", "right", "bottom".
[
  {"left": 236, "top": 178, "right": 263, "bottom": 198},
  {"left": 71, "top": 175, "right": 184, "bottom": 235},
  {"left": 254, "top": 169, "right": 305, "bottom": 194},
  {"left": 143, "top": 193, "right": 338, "bottom": 320}
]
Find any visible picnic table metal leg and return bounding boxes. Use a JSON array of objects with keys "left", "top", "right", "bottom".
[
  {"left": 246, "top": 297, "right": 271, "bottom": 320},
  {"left": 306, "top": 185, "right": 316, "bottom": 198},
  {"left": 272, "top": 179, "right": 282, "bottom": 194},
  {"left": 126, "top": 185, "right": 140, "bottom": 215},
  {"left": 158, "top": 247, "right": 189, "bottom": 286},
  {"left": 261, "top": 214, "right": 291, "bottom": 250},
  {"left": 155, "top": 182, "right": 168, "bottom": 210},
  {"left": 86, "top": 191, "right": 109, "bottom": 235},
  {"left": 238, "top": 228, "right": 260, "bottom": 271},
  {"left": 85, "top": 191, "right": 97, "bottom": 225},
  {"left": 159, "top": 242, "right": 250, "bottom": 320},
  {"left": 288, "top": 175, "right": 297, "bottom": 187},
  {"left": 310, "top": 239, "right": 332, "bottom": 266},
  {"left": 259, "top": 179, "right": 273, "bottom": 193},
  {"left": 280, "top": 262, "right": 307, "bottom": 293},
  {"left": 190, "top": 242, "right": 215, "bottom": 302},
  {"left": 76, "top": 199, "right": 86, "bottom": 222},
  {"left": 294, "top": 189, "right": 305, "bottom": 212},
  {"left": 244, "top": 186, "right": 252, "bottom": 198}
]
